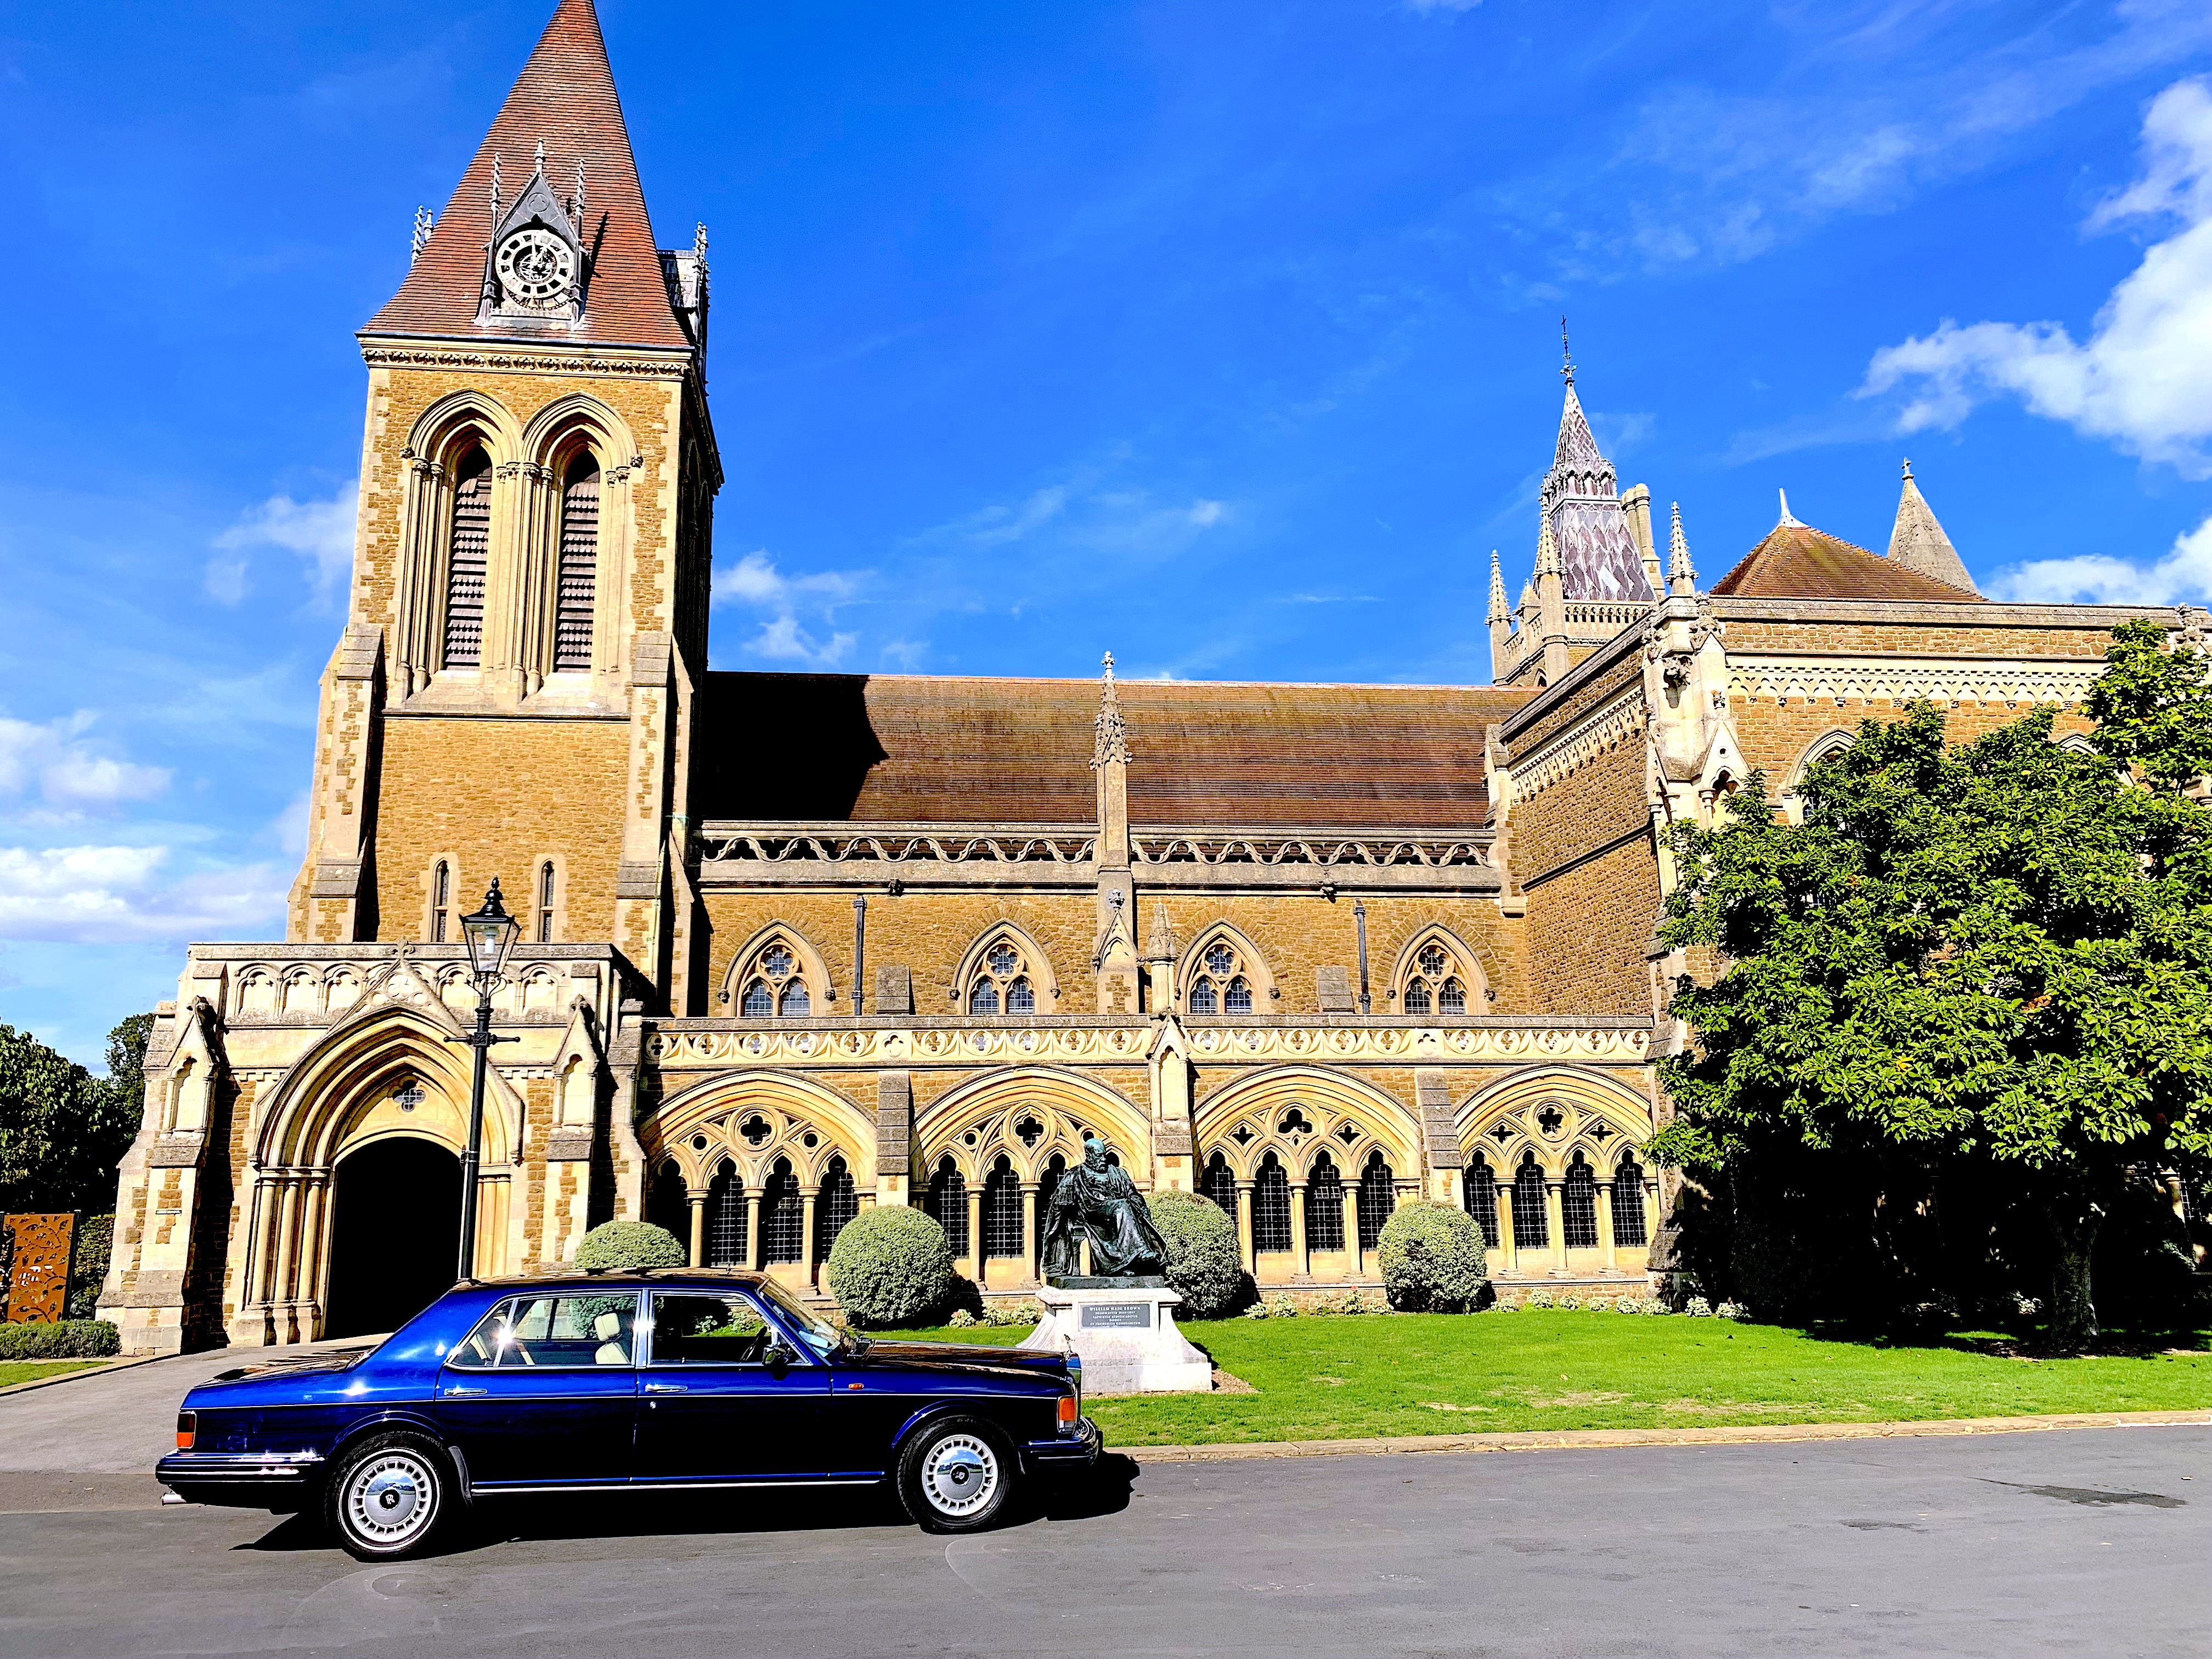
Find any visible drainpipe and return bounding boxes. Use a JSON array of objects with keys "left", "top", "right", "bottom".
[
  {"left": 1353, "top": 899, "right": 1371, "bottom": 1015},
  {"left": 851, "top": 895, "right": 867, "bottom": 1017}
]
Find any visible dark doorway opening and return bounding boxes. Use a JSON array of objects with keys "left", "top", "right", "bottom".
[{"left": 324, "top": 1137, "right": 462, "bottom": 1339}]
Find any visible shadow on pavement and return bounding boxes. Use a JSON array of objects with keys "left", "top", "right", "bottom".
[{"left": 239, "top": 1453, "right": 1139, "bottom": 1557}]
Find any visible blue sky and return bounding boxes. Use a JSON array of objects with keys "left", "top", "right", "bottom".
[{"left": 3, "top": 1, "right": 2210, "bottom": 1066}]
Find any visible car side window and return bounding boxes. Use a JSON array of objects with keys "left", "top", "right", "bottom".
[
  {"left": 449, "top": 1294, "right": 640, "bottom": 1369},
  {"left": 648, "top": 1293, "right": 777, "bottom": 1366}
]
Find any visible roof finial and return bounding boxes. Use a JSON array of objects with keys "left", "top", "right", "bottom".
[
  {"left": 411, "top": 206, "right": 435, "bottom": 263},
  {"left": 1667, "top": 501, "right": 1696, "bottom": 596},
  {"left": 1487, "top": 549, "right": 1509, "bottom": 624},
  {"left": 1535, "top": 514, "right": 1561, "bottom": 580},
  {"left": 1901, "top": 456, "right": 1914, "bottom": 481},
  {"left": 490, "top": 152, "right": 502, "bottom": 221},
  {"left": 1776, "top": 488, "right": 1804, "bottom": 529},
  {"left": 1560, "top": 314, "right": 1575, "bottom": 386},
  {"left": 694, "top": 221, "right": 710, "bottom": 270},
  {"left": 533, "top": 139, "right": 545, "bottom": 178},
  {"left": 1092, "top": 652, "right": 1129, "bottom": 769},
  {"left": 573, "top": 159, "right": 587, "bottom": 227}
]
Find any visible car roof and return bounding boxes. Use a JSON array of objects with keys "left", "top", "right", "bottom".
[{"left": 456, "top": 1266, "right": 773, "bottom": 1293}]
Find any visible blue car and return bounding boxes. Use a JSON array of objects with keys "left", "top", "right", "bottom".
[{"left": 157, "top": 1268, "right": 1099, "bottom": 1558}]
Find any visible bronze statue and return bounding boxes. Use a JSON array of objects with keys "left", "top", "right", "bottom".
[{"left": 1041, "top": 1137, "right": 1167, "bottom": 1280}]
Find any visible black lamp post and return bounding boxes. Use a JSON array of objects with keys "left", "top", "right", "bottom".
[{"left": 454, "top": 878, "right": 520, "bottom": 1281}]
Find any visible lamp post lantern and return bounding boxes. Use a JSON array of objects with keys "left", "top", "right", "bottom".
[{"left": 453, "top": 878, "right": 520, "bottom": 1280}]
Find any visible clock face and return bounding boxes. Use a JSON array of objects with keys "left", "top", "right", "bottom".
[{"left": 495, "top": 228, "right": 574, "bottom": 308}]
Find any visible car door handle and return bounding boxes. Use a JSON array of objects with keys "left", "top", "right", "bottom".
[
  {"left": 445, "top": 1386, "right": 486, "bottom": 1397},
  {"left": 644, "top": 1383, "right": 689, "bottom": 1394}
]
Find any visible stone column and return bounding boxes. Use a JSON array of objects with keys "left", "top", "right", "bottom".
[
  {"left": 1500, "top": 1187, "right": 1518, "bottom": 1275},
  {"left": 1595, "top": 1184, "right": 1616, "bottom": 1269},
  {"left": 1547, "top": 1181, "right": 1567, "bottom": 1272},
  {"left": 267, "top": 1173, "right": 303, "bottom": 1343},
  {"left": 1643, "top": 1180, "right": 1659, "bottom": 1250},
  {"left": 1235, "top": 1182, "right": 1255, "bottom": 1276},
  {"left": 1342, "top": 1184, "right": 1363, "bottom": 1278},
  {"left": 1290, "top": 1182, "right": 1311, "bottom": 1282},
  {"left": 687, "top": 1191, "right": 707, "bottom": 1266},
  {"left": 966, "top": 1188, "right": 984, "bottom": 1280},
  {"left": 296, "top": 1172, "right": 331, "bottom": 1338},
  {"left": 241, "top": 1173, "right": 280, "bottom": 1314},
  {"left": 1021, "top": 1184, "right": 1040, "bottom": 1284},
  {"left": 800, "top": 1187, "right": 819, "bottom": 1287},
  {"left": 744, "top": 1190, "right": 762, "bottom": 1271}
]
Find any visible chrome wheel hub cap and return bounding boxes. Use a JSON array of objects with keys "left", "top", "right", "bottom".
[
  {"left": 345, "top": 1453, "right": 434, "bottom": 1543},
  {"left": 921, "top": 1435, "right": 998, "bottom": 1516}
]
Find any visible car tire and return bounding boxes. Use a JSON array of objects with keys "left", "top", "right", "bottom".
[
  {"left": 325, "top": 1432, "right": 452, "bottom": 1560},
  {"left": 896, "top": 1416, "right": 1015, "bottom": 1534}
]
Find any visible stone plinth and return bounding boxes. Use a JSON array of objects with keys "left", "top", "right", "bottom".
[{"left": 1018, "top": 1282, "right": 1211, "bottom": 1393}]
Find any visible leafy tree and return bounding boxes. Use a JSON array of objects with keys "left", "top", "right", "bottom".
[
  {"left": 0, "top": 1015, "right": 149, "bottom": 1214},
  {"left": 1649, "top": 622, "right": 2212, "bottom": 1350}
]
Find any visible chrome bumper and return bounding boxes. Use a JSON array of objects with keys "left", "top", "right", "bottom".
[
  {"left": 156, "top": 1451, "right": 325, "bottom": 1509},
  {"left": 1023, "top": 1415, "right": 1103, "bottom": 1471}
]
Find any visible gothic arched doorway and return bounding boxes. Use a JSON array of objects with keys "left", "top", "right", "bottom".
[{"left": 324, "top": 1137, "right": 462, "bottom": 1339}]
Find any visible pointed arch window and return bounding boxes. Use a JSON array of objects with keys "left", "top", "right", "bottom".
[
  {"left": 1251, "top": 1153, "right": 1292, "bottom": 1253},
  {"left": 706, "top": 1160, "right": 745, "bottom": 1266},
  {"left": 1511, "top": 1154, "right": 1549, "bottom": 1249},
  {"left": 648, "top": 1160, "right": 690, "bottom": 1249},
  {"left": 554, "top": 453, "right": 599, "bottom": 673},
  {"left": 442, "top": 447, "right": 492, "bottom": 669},
  {"left": 759, "top": 1158, "right": 803, "bottom": 1263},
  {"left": 981, "top": 1156, "right": 1024, "bottom": 1260},
  {"left": 924, "top": 1156, "right": 969, "bottom": 1258},
  {"left": 1357, "top": 1151, "right": 1396, "bottom": 1249},
  {"left": 536, "top": 861, "right": 556, "bottom": 944},
  {"left": 1037, "top": 1153, "right": 1067, "bottom": 1235},
  {"left": 1199, "top": 1151, "right": 1238, "bottom": 1217},
  {"left": 1189, "top": 939, "right": 1254, "bottom": 1017},
  {"left": 1402, "top": 940, "right": 1468, "bottom": 1016},
  {"left": 816, "top": 1156, "right": 859, "bottom": 1258},
  {"left": 967, "top": 936, "right": 1036, "bottom": 1017},
  {"left": 430, "top": 860, "right": 453, "bottom": 943},
  {"left": 1611, "top": 1156, "right": 1650, "bottom": 1248},
  {"left": 1463, "top": 1155, "right": 1499, "bottom": 1248},
  {"left": 736, "top": 938, "right": 816, "bottom": 1019},
  {"left": 1563, "top": 1155, "right": 1599, "bottom": 1249},
  {"left": 1306, "top": 1154, "right": 1346, "bottom": 1251}
]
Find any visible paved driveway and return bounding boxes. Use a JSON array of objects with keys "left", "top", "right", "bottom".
[{"left": 2, "top": 1351, "right": 2204, "bottom": 1657}]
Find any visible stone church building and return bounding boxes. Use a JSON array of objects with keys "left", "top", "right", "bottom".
[{"left": 101, "top": 0, "right": 2203, "bottom": 1352}]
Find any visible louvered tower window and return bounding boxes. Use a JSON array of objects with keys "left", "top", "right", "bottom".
[
  {"left": 554, "top": 454, "right": 599, "bottom": 672},
  {"left": 442, "top": 448, "right": 491, "bottom": 668}
]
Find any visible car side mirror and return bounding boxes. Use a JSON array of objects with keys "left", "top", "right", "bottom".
[{"left": 764, "top": 1340, "right": 794, "bottom": 1380}]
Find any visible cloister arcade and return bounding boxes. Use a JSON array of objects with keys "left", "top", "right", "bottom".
[{"left": 1454, "top": 1066, "right": 1659, "bottom": 1277}]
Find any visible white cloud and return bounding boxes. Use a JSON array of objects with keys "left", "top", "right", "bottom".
[
  {"left": 1990, "top": 512, "right": 2212, "bottom": 605},
  {"left": 212, "top": 478, "right": 360, "bottom": 606},
  {"left": 1405, "top": 0, "right": 1480, "bottom": 11},
  {"left": 1860, "top": 77, "right": 2212, "bottom": 477},
  {"left": 711, "top": 550, "right": 867, "bottom": 668},
  {"left": 0, "top": 845, "right": 286, "bottom": 944},
  {"left": 0, "top": 713, "right": 170, "bottom": 808}
]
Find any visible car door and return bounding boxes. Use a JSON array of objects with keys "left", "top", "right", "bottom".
[
  {"left": 436, "top": 1291, "right": 640, "bottom": 1488},
  {"left": 633, "top": 1289, "right": 829, "bottom": 1483}
]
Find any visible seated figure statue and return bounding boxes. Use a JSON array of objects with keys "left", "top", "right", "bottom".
[{"left": 1041, "top": 1137, "right": 1168, "bottom": 1281}]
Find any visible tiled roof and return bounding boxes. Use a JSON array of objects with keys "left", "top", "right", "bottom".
[
  {"left": 362, "top": 0, "right": 691, "bottom": 352},
  {"left": 696, "top": 674, "right": 1534, "bottom": 828},
  {"left": 1709, "top": 523, "right": 1985, "bottom": 602}
]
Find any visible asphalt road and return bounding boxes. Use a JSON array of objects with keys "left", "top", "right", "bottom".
[{"left": 1, "top": 1351, "right": 2204, "bottom": 1657}]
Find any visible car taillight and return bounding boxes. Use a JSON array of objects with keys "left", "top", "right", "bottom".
[
  {"left": 1057, "top": 1392, "right": 1079, "bottom": 1431},
  {"left": 175, "top": 1412, "right": 196, "bottom": 1451}
]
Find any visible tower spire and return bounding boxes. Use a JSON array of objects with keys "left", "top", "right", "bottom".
[
  {"left": 1886, "top": 459, "right": 1977, "bottom": 594},
  {"left": 1537, "top": 333, "right": 1652, "bottom": 603},
  {"left": 1666, "top": 501, "right": 1696, "bottom": 597},
  {"left": 1486, "top": 548, "right": 1509, "bottom": 624},
  {"left": 1776, "top": 489, "right": 1804, "bottom": 529},
  {"left": 1092, "top": 651, "right": 1130, "bottom": 768}
]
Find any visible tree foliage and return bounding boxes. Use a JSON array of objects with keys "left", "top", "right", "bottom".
[
  {"left": 0, "top": 1017, "right": 149, "bottom": 1214},
  {"left": 1649, "top": 622, "right": 2212, "bottom": 1348}
]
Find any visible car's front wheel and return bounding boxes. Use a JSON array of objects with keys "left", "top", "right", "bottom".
[
  {"left": 325, "top": 1432, "right": 451, "bottom": 1560},
  {"left": 896, "top": 1417, "right": 1014, "bottom": 1533}
]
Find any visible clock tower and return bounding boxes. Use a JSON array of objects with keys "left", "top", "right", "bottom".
[{"left": 290, "top": 0, "right": 719, "bottom": 1011}]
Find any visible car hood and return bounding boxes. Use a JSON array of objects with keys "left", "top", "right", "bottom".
[{"left": 848, "top": 1339, "right": 1069, "bottom": 1377}]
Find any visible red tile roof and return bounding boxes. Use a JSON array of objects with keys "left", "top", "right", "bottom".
[
  {"left": 1709, "top": 523, "right": 1984, "bottom": 602},
  {"left": 697, "top": 674, "right": 1534, "bottom": 828},
  {"left": 362, "top": 0, "right": 691, "bottom": 352}
]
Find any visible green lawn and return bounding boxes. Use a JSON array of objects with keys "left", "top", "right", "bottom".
[
  {"left": 0, "top": 1359, "right": 106, "bottom": 1390},
  {"left": 886, "top": 1312, "right": 2212, "bottom": 1445}
]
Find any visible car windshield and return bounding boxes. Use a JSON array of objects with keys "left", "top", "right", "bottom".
[{"left": 753, "top": 1279, "right": 845, "bottom": 1358}]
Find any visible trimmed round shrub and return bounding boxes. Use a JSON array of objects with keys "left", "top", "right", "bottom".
[
  {"left": 1375, "top": 1199, "right": 1488, "bottom": 1312},
  {"left": 1149, "top": 1189, "right": 1243, "bottom": 1318},
  {"left": 825, "top": 1204, "right": 953, "bottom": 1328},
  {"left": 0, "top": 1319, "right": 120, "bottom": 1360},
  {"left": 574, "top": 1220, "right": 686, "bottom": 1271}
]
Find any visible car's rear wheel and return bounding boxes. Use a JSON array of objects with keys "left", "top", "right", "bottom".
[
  {"left": 325, "top": 1432, "right": 450, "bottom": 1560},
  {"left": 896, "top": 1416, "right": 1014, "bottom": 1533}
]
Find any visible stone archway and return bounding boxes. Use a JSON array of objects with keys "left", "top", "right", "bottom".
[{"left": 323, "top": 1137, "right": 461, "bottom": 1339}]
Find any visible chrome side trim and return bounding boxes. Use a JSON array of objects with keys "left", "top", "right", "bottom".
[{"left": 469, "top": 1477, "right": 881, "bottom": 1496}]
